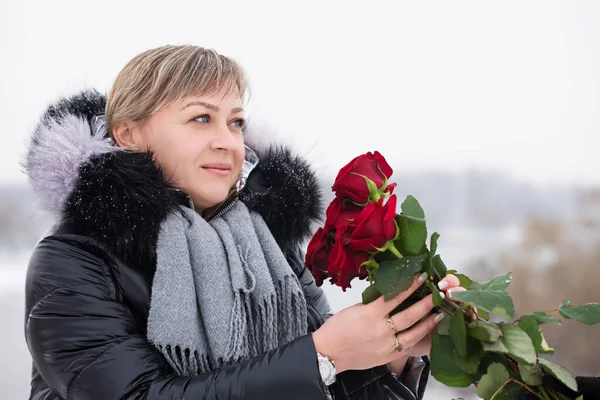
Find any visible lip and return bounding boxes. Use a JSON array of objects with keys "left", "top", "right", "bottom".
[
  {"left": 201, "top": 163, "right": 232, "bottom": 177},
  {"left": 202, "top": 163, "right": 232, "bottom": 169}
]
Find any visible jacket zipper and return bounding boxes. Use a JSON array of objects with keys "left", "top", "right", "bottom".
[
  {"left": 208, "top": 197, "right": 238, "bottom": 221},
  {"left": 205, "top": 191, "right": 239, "bottom": 221}
]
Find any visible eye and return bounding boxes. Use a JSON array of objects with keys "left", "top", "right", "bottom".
[
  {"left": 230, "top": 118, "right": 246, "bottom": 129},
  {"left": 193, "top": 114, "right": 210, "bottom": 123}
]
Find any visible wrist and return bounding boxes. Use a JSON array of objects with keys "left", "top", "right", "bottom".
[
  {"left": 312, "top": 331, "right": 345, "bottom": 374},
  {"left": 387, "top": 355, "right": 410, "bottom": 376}
]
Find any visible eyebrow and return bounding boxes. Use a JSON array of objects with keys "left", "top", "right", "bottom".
[{"left": 181, "top": 101, "right": 243, "bottom": 114}]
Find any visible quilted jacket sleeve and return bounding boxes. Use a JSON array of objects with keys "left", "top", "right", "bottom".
[
  {"left": 288, "top": 247, "right": 430, "bottom": 400},
  {"left": 25, "top": 236, "right": 328, "bottom": 400}
]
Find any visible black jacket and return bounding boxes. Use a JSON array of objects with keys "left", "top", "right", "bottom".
[{"left": 23, "top": 90, "right": 430, "bottom": 400}]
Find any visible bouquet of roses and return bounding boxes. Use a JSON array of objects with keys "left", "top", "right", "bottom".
[{"left": 305, "top": 151, "right": 600, "bottom": 400}]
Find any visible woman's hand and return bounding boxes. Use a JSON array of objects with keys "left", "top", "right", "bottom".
[
  {"left": 312, "top": 272, "right": 447, "bottom": 374},
  {"left": 387, "top": 274, "right": 465, "bottom": 375}
]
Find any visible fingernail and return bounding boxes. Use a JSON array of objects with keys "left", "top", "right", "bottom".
[
  {"left": 434, "top": 312, "right": 445, "bottom": 324},
  {"left": 439, "top": 291, "right": 446, "bottom": 300},
  {"left": 417, "top": 272, "right": 428, "bottom": 283},
  {"left": 447, "top": 289, "right": 454, "bottom": 299},
  {"left": 438, "top": 280, "right": 448, "bottom": 290}
]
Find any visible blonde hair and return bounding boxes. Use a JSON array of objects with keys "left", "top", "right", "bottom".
[{"left": 105, "top": 45, "right": 247, "bottom": 137}]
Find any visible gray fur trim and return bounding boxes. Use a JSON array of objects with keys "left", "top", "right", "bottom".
[{"left": 24, "top": 115, "right": 115, "bottom": 215}]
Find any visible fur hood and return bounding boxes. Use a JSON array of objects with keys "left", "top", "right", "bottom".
[{"left": 24, "top": 90, "right": 323, "bottom": 270}]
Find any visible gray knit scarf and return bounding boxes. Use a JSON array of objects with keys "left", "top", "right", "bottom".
[{"left": 147, "top": 201, "right": 308, "bottom": 375}]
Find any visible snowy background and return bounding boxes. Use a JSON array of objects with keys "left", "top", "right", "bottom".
[{"left": 1, "top": 1, "right": 599, "bottom": 399}]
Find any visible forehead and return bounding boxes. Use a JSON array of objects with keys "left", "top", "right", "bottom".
[{"left": 177, "top": 89, "right": 243, "bottom": 109}]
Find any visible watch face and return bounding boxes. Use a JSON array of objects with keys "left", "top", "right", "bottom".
[{"left": 318, "top": 358, "right": 334, "bottom": 382}]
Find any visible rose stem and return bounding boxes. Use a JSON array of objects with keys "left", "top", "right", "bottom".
[{"left": 430, "top": 263, "right": 462, "bottom": 313}]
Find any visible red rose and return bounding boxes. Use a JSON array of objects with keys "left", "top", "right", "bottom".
[
  {"left": 324, "top": 198, "right": 362, "bottom": 231},
  {"left": 383, "top": 182, "right": 397, "bottom": 196},
  {"left": 331, "top": 151, "right": 394, "bottom": 204},
  {"left": 305, "top": 227, "right": 331, "bottom": 286},
  {"left": 348, "top": 195, "right": 398, "bottom": 252},
  {"left": 327, "top": 222, "right": 371, "bottom": 291}
]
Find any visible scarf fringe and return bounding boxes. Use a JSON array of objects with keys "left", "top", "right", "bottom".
[
  {"left": 156, "top": 344, "right": 211, "bottom": 376},
  {"left": 161, "top": 276, "right": 309, "bottom": 375}
]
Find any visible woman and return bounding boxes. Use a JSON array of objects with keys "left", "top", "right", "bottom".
[{"left": 23, "top": 45, "right": 461, "bottom": 400}]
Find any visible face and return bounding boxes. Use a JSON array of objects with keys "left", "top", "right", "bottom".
[{"left": 133, "top": 88, "right": 246, "bottom": 211}]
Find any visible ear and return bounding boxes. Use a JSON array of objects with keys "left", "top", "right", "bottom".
[{"left": 111, "top": 121, "right": 144, "bottom": 150}]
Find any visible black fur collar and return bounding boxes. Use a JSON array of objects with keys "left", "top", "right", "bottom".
[{"left": 25, "top": 90, "right": 323, "bottom": 271}]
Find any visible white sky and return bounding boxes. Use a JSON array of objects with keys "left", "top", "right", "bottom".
[{"left": 1, "top": 0, "right": 599, "bottom": 186}]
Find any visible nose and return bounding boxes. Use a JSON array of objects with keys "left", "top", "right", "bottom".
[{"left": 210, "top": 122, "right": 238, "bottom": 152}]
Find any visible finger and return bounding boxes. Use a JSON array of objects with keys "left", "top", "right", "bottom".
[
  {"left": 391, "top": 294, "right": 435, "bottom": 331},
  {"left": 372, "top": 272, "right": 429, "bottom": 314},
  {"left": 392, "top": 312, "right": 445, "bottom": 356},
  {"left": 437, "top": 274, "right": 460, "bottom": 291}
]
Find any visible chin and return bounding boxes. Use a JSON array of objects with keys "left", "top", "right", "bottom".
[{"left": 191, "top": 189, "right": 231, "bottom": 210}]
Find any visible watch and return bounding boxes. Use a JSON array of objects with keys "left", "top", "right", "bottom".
[{"left": 316, "top": 352, "right": 337, "bottom": 386}]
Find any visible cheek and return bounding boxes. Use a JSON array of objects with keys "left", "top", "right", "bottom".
[
  {"left": 149, "top": 139, "right": 192, "bottom": 183},
  {"left": 234, "top": 142, "right": 246, "bottom": 177},
  {"left": 140, "top": 119, "right": 203, "bottom": 187}
]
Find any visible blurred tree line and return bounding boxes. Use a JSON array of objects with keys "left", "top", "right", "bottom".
[{"left": 469, "top": 188, "right": 600, "bottom": 376}]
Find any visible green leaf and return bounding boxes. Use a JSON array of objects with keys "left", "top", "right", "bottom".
[
  {"left": 362, "top": 258, "right": 380, "bottom": 283},
  {"left": 477, "top": 308, "right": 490, "bottom": 321},
  {"left": 432, "top": 285, "right": 444, "bottom": 307},
  {"left": 373, "top": 256, "right": 425, "bottom": 301},
  {"left": 474, "top": 353, "right": 511, "bottom": 383},
  {"left": 533, "top": 312, "right": 562, "bottom": 325},
  {"left": 450, "top": 290, "right": 515, "bottom": 320},
  {"left": 453, "top": 338, "right": 483, "bottom": 374},
  {"left": 560, "top": 299, "right": 571, "bottom": 308},
  {"left": 518, "top": 364, "right": 543, "bottom": 386},
  {"left": 436, "top": 311, "right": 452, "bottom": 335},
  {"left": 454, "top": 273, "right": 474, "bottom": 290},
  {"left": 397, "top": 215, "right": 427, "bottom": 255},
  {"left": 467, "top": 320, "right": 503, "bottom": 342},
  {"left": 361, "top": 284, "right": 381, "bottom": 305},
  {"left": 499, "top": 383, "right": 525, "bottom": 400},
  {"left": 401, "top": 195, "right": 425, "bottom": 219},
  {"left": 475, "top": 353, "right": 511, "bottom": 383},
  {"left": 518, "top": 315, "right": 554, "bottom": 355},
  {"left": 388, "top": 295, "right": 420, "bottom": 317},
  {"left": 476, "top": 363, "right": 510, "bottom": 400},
  {"left": 498, "top": 324, "right": 537, "bottom": 365},
  {"left": 430, "top": 334, "right": 472, "bottom": 387},
  {"left": 429, "top": 232, "right": 440, "bottom": 257},
  {"left": 481, "top": 324, "right": 537, "bottom": 366},
  {"left": 450, "top": 311, "right": 467, "bottom": 358},
  {"left": 470, "top": 273, "right": 512, "bottom": 291},
  {"left": 558, "top": 303, "right": 600, "bottom": 325},
  {"left": 423, "top": 260, "right": 434, "bottom": 281},
  {"left": 481, "top": 339, "right": 509, "bottom": 354},
  {"left": 453, "top": 350, "right": 480, "bottom": 375},
  {"left": 425, "top": 280, "right": 444, "bottom": 306},
  {"left": 432, "top": 255, "right": 448, "bottom": 278},
  {"left": 374, "top": 246, "right": 398, "bottom": 262},
  {"left": 538, "top": 358, "right": 578, "bottom": 392}
]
